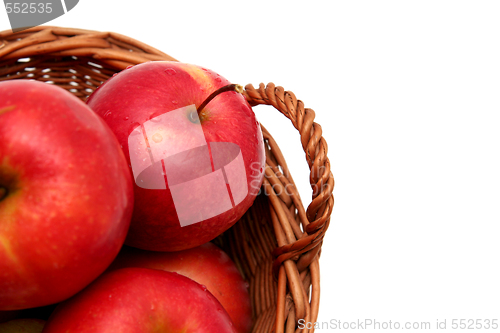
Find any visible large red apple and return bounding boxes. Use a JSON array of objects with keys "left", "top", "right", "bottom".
[
  {"left": 86, "top": 61, "right": 265, "bottom": 251},
  {"left": 43, "top": 267, "right": 237, "bottom": 333},
  {"left": 108, "top": 242, "right": 252, "bottom": 333},
  {"left": 0, "top": 80, "right": 134, "bottom": 310}
]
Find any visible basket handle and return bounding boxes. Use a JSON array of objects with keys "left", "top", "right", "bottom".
[
  {"left": 243, "top": 82, "right": 334, "bottom": 235},
  {"left": 243, "top": 83, "right": 334, "bottom": 329}
]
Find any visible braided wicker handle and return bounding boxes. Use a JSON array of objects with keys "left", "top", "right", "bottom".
[{"left": 243, "top": 83, "right": 334, "bottom": 332}]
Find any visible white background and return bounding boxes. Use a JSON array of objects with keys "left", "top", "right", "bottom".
[{"left": 2, "top": 1, "right": 500, "bottom": 331}]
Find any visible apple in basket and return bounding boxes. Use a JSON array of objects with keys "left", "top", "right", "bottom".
[
  {"left": 0, "top": 80, "right": 134, "bottom": 310},
  {"left": 107, "top": 242, "right": 252, "bottom": 333},
  {"left": 42, "top": 267, "right": 237, "bottom": 333},
  {"left": 86, "top": 61, "right": 266, "bottom": 251}
]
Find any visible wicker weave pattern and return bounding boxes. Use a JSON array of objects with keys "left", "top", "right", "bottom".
[
  {"left": 0, "top": 26, "right": 176, "bottom": 100},
  {"left": 0, "top": 26, "right": 334, "bottom": 333}
]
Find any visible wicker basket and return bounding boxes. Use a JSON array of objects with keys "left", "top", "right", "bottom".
[{"left": 0, "top": 26, "right": 334, "bottom": 333}]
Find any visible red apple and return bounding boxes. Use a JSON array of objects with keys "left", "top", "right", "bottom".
[
  {"left": 43, "top": 267, "right": 237, "bottom": 333},
  {"left": 0, "top": 80, "right": 134, "bottom": 310},
  {"left": 0, "top": 318, "right": 45, "bottom": 332},
  {"left": 108, "top": 242, "right": 252, "bottom": 333},
  {"left": 86, "top": 61, "right": 265, "bottom": 251}
]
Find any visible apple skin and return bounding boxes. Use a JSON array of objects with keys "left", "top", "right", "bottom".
[
  {"left": 0, "top": 318, "right": 45, "bottom": 332},
  {"left": 42, "top": 267, "right": 238, "bottom": 333},
  {"left": 0, "top": 80, "right": 134, "bottom": 310},
  {"left": 108, "top": 242, "right": 252, "bottom": 333},
  {"left": 86, "top": 61, "right": 265, "bottom": 252}
]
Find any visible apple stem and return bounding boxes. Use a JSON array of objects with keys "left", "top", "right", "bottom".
[
  {"left": 197, "top": 84, "right": 244, "bottom": 114},
  {"left": 0, "top": 187, "right": 6, "bottom": 202}
]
